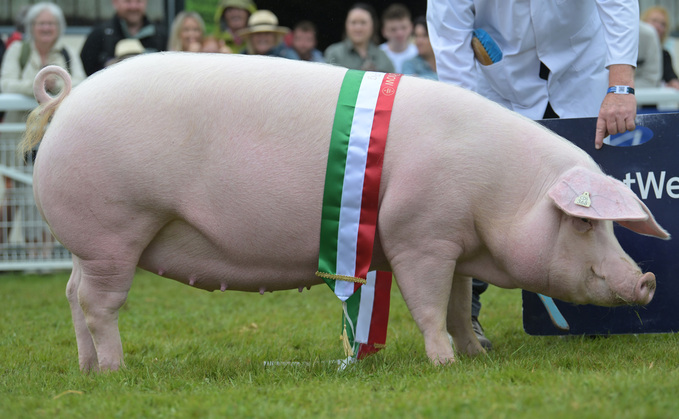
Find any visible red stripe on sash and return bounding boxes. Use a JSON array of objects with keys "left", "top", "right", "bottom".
[
  {"left": 354, "top": 74, "right": 402, "bottom": 279},
  {"left": 357, "top": 270, "right": 393, "bottom": 359},
  {"left": 367, "top": 270, "right": 392, "bottom": 345}
]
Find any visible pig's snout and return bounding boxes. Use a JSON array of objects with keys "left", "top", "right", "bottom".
[{"left": 633, "top": 272, "right": 656, "bottom": 305}]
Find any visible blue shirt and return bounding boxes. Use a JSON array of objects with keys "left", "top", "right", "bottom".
[
  {"left": 402, "top": 55, "right": 438, "bottom": 80},
  {"left": 280, "top": 48, "right": 325, "bottom": 63}
]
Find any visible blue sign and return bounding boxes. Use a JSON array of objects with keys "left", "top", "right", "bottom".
[{"left": 523, "top": 113, "right": 678, "bottom": 335}]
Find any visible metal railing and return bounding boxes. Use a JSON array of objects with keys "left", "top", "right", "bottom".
[{"left": 0, "top": 93, "right": 72, "bottom": 272}]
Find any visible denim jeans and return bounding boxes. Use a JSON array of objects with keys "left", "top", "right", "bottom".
[{"left": 471, "top": 278, "right": 488, "bottom": 318}]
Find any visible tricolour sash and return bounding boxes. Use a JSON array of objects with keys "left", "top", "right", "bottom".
[{"left": 316, "top": 70, "right": 401, "bottom": 358}]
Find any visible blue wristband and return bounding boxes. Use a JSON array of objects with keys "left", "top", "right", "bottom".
[{"left": 607, "top": 86, "right": 635, "bottom": 95}]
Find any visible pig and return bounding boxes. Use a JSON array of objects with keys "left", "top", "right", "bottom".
[{"left": 21, "top": 53, "right": 669, "bottom": 372}]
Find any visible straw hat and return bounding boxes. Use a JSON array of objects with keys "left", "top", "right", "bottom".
[
  {"left": 114, "top": 38, "right": 145, "bottom": 59},
  {"left": 237, "top": 10, "right": 289, "bottom": 38},
  {"left": 218, "top": 0, "right": 256, "bottom": 14}
]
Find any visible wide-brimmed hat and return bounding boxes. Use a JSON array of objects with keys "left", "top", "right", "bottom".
[
  {"left": 237, "top": 10, "right": 289, "bottom": 38},
  {"left": 219, "top": 0, "right": 256, "bottom": 14},
  {"left": 114, "top": 38, "right": 145, "bottom": 58}
]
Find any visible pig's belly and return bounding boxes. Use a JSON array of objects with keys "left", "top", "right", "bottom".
[{"left": 137, "top": 220, "right": 324, "bottom": 293}]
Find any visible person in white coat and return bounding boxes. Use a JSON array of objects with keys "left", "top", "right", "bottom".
[
  {"left": 427, "top": 0, "right": 640, "bottom": 349},
  {"left": 427, "top": 0, "right": 639, "bottom": 149}
]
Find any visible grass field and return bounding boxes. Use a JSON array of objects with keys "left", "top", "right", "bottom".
[{"left": 1, "top": 270, "right": 678, "bottom": 418}]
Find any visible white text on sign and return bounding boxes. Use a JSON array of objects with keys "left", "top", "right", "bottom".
[{"left": 622, "top": 171, "right": 679, "bottom": 199}]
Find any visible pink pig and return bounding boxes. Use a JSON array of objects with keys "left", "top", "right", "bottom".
[{"left": 22, "top": 54, "right": 668, "bottom": 371}]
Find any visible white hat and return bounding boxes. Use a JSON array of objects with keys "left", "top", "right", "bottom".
[
  {"left": 114, "top": 39, "right": 145, "bottom": 58},
  {"left": 237, "top": 10, "right": 289, "bottom": 38}
]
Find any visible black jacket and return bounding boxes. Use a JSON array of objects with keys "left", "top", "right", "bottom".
[{"left": 80, "top": 14, "right": 167, "bottom": 76}]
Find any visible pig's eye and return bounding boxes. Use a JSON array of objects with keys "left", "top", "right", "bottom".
[{"left": 574, "top": 217, "right": 593, "bottom": 232}]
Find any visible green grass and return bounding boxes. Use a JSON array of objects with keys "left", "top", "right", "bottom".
[{"left": 1, "top": 270, "right": 678, "bottom": 418}]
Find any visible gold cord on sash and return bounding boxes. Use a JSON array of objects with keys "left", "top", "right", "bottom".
[
  {"left": 341, "top": 322, "right": 355, "bottom": 357},
  {"left": 339, "top": 301, "right": 356, "bottom": 357},
  {"left": 316, "top": 271, "right": 367, "bottom": 284}
]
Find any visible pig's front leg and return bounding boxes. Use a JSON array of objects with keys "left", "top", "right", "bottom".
[
  {"left": 447, "top": 275, "right": 486, "bottom": 357},
  {"left": 392, "top": 255, "right": 457, "bottom": 364}
]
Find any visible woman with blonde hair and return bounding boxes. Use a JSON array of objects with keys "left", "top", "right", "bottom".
[
  {"left": 0, "top": 2, "right": 85, "bottom": 122},
  {"left": 168, "top": 11, "right": 206, "bottom": 52},
  {"left": 642, "top": 6, "right": 679, "bottom": 89}
]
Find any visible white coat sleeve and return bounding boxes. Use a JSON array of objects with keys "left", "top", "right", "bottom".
[
  {"left": 595, "top": 0, "right": 639, "bottom": 68},
  {"left": 426, "top": 0, "right": 477, "bottom": 90}
]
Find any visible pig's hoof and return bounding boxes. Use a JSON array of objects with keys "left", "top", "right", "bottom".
[
  {"left": 431, "top": 355, "right": 456, "bottom": 365},
  {"left": 452, "top": 339, "right": 486, "bottom": 358},
  {"left": 80, "top": 363, "right": 99, "bottom": 374},
  {"left": 98, "top": 363, "right": 123, "bottom": 372},
  {"left": 96, "top": 357, "right": 124, "bottom": 372},
  {"left": 463, "top": 343, "right": 487, "bottom": 357},
  {"left": 428, "top": 351, "right": 457, "bottom": 365}
]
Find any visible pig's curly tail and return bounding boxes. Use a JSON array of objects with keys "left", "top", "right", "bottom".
[{"left": 18, "top": 65, "right": 72, "bottom": 157}]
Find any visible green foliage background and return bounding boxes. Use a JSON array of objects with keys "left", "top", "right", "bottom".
[{"left": 185, "top": 0, "right": 221, "bottom": 35}]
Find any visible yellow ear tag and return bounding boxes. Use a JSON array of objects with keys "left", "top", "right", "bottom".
[{"left": 574, "top": 192, "right": 591, "bottom": 208}]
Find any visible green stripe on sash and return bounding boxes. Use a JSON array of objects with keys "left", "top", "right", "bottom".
[{"left": 317, "top": 70, "right": 365, "bottom": 276}]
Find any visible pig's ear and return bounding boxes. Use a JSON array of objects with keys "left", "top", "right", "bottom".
[{"left": 548, "top": 166, "right": 670, "bottom": 240}]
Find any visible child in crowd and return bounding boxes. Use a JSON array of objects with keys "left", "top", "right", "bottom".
[
  {"left": 379, "top": 3, "right": 417, "bottom": 73},
  {"left": 288, "top": 20, "right": 325, "bottom": 62}
]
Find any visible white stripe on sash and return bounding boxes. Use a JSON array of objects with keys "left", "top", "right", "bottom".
[
  {"left": 334, "top": 72, "right": 383, "bottom": 300},
  {"left": 355, "top": 271, "right": 377, "bottom": 343}
]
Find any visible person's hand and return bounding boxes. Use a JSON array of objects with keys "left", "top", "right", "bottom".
[
  {"left": 596, "top": 64, "right": 636, "bottom": 149},
  {"left": 187, "top": 41, "right": 202, "bottom": 52},
  {"left": 594, "top": 91, "right": 636, "bottom": 149},
  {"left": 667, "top": 79, "right": 679, "bottom": 90}
]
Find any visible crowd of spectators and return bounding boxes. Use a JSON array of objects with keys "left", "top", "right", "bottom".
[
  {"left": 0, "top": 1, "right": 440, "bottom": 109},
  {"left": 0, "top": 0, "right": 434, "bottom": 264},
  {"left": 1, "top": 2, "right": 679, "bottom": 106}
]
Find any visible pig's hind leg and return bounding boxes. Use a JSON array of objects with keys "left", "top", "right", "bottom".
[
  {"left": 447, "top": 275, "right": 486, "bottom": 357},
  {"left": 73, "top": 255, "right": 137, "bottom": 371},
  {"left": 65, "top": 256, "right": 98, "bottom": 371}
]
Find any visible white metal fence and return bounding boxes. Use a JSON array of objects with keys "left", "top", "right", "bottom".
[{"left": 0, "top": 93, "right": 72, "bottom": 272}]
